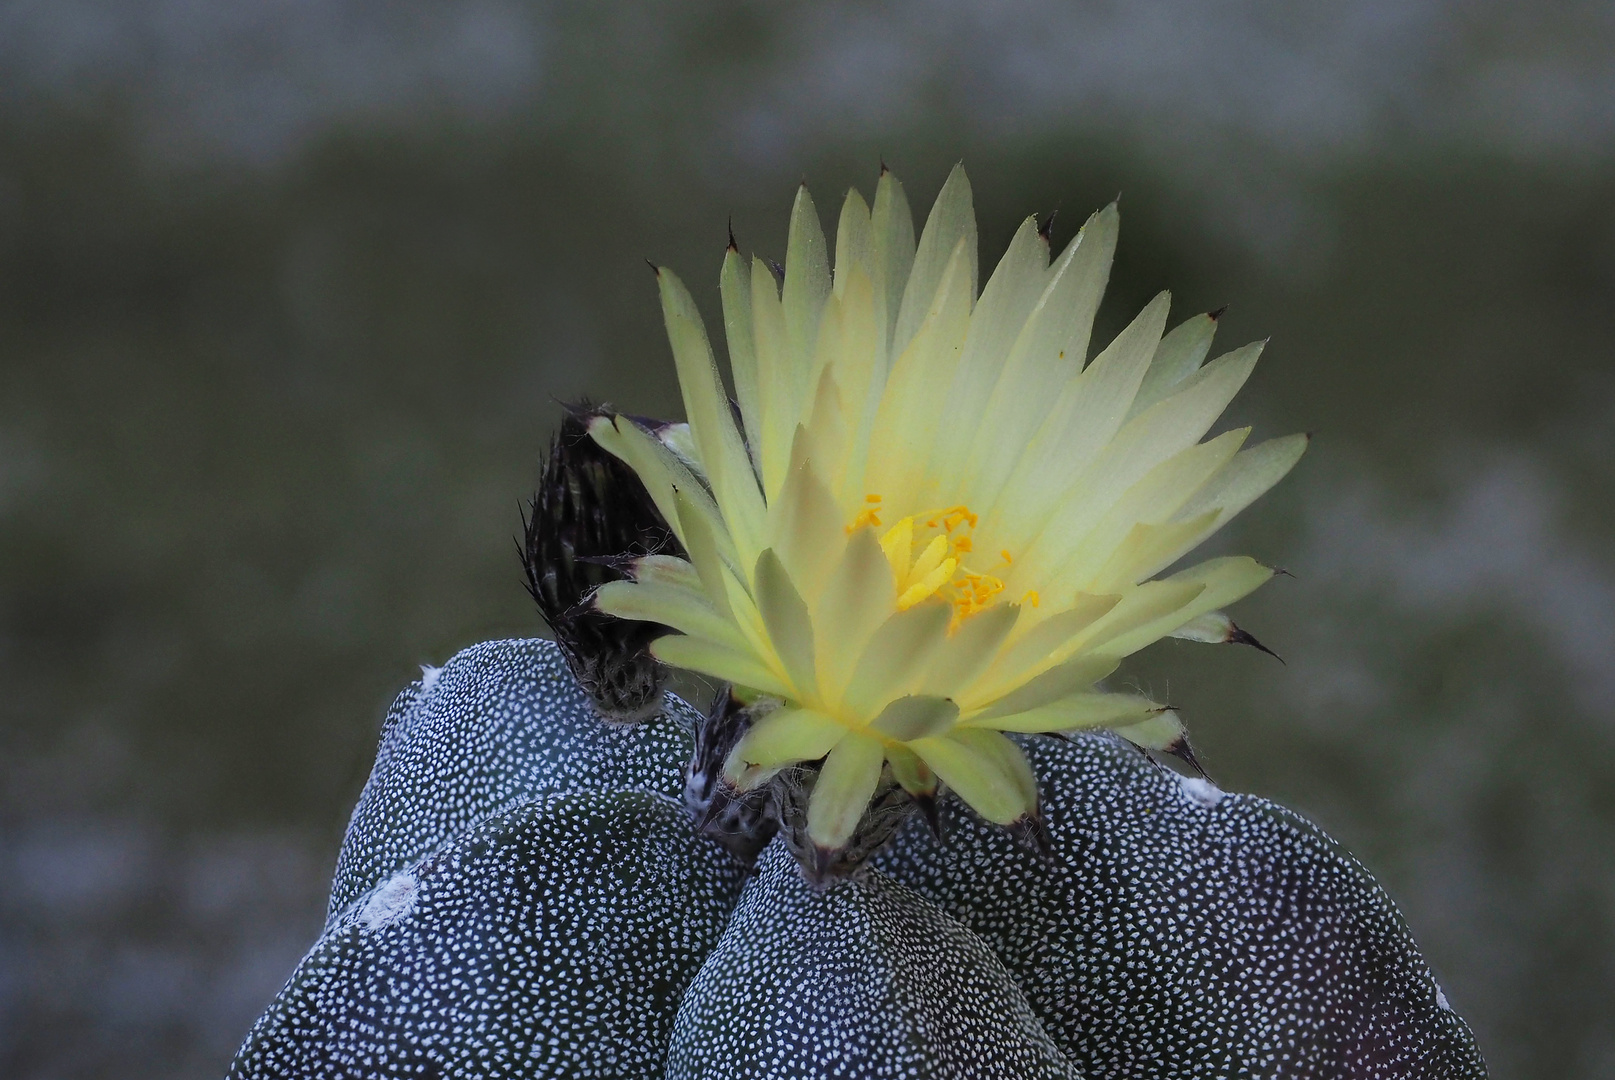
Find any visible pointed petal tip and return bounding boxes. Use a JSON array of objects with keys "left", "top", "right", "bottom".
[
  {"left": 726, "top": 217, "right": 738, "bottom": 253},
  {"left": 1163, "top": 734, "right": 1210, "bottom": 779},
  {"left": 1209, "top": 304, "right": 1229, "bottom": 320},
  {"left": 1227, "top": 622, "right": 1285, "bottom": 664},
  {"left": 1037, "top": 208, "right": 1058, "bottom": 240}
]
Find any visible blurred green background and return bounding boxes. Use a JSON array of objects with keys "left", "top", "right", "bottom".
[{"left": 2, "top": 2, "right": 1613, "bottom": 1076}]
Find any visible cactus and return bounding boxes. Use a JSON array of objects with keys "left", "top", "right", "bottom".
[
  {"left": 229, "top": 637, "right": 1485, "bottom": 1078},
  {"left": 231, "top": 168, "right": 1487, "bottom": 1076}
]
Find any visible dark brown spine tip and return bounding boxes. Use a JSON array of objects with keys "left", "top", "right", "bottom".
[
  {"left": 1227, "top": 622, "right": 1285, "bottom": 665},
  {"left": 1208, "top": 304, "right": 1229, "bottom": 321},
  {"left": 1037, "top": 209, "right": 1058, "bottom": 241},
  {"left": 727, "top": 217, "right": 739, "bottom": 253},
  {"left": 645, "top": 259, "right": 660, "bottom": 277},
  {"left": 1164, "top": 735, "right": 1209, "bottom": 780},
  {"left": 879, "top": 159, "right": 890, "bottom": 176},
  {"left": 766, "top": 258, "right": 786, "bottom": 287},
  {"left": 1272, "top": 566, "right": 1296, "bottom": 579},
  {"left": 1006, "top": 813, "right": 1055, "bottom": 860}
]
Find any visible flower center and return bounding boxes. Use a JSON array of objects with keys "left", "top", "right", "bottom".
[{"left": 851, "top": 496, "right": 1016, "bottom": 629}]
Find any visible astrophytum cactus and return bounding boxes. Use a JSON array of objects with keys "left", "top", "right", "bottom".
[{"left": 230, "top": 170, "right": 1487, "bottom": 1078}]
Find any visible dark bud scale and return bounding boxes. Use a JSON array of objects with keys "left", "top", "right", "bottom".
[
  {"left": 686, "top": 689, "right": 779, "bottom": 865},
  {"left": 522, "top": 404, "right": 680, "bottom": 721}
]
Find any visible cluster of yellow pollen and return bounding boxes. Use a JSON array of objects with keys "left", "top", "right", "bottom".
[{"left": 850, "top": 496, "right": 1017, "bottom": 631}]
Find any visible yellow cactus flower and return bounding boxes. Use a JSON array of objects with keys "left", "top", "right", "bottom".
[{"left": 590, "top": 165, "right": 1306, "bottom": 855}]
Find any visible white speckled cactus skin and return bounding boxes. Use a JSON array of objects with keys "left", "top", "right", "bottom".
[{"left": 229, "top": 638, "right": 1486, "bottom": 1079}]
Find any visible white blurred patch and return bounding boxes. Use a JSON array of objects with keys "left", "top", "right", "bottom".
[
  {"left": 419, "top": 664, "right": 443, "bottom": 693},
  {"left": 358, "top": 870, "right": 418, "bottom": 932},
  {"left": 1177, "top": 774, "right": 1226, "bottom": 810}
]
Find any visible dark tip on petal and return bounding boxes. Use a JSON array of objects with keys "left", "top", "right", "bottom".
[
  {"left": 1006, "top": 813, "right": 1055, "bottom": 861},
  {"left": 879, "top": 158, "right": 890, "bottom": 176},
  {"left": 1227, "top": 622, "right": 1285, "bottom": 664},
  {"left": 727, "top": 217, "right": 738, "bottom": 253},
  {"left": 766, "top": 258, "right": 786, "bottom": 287},
  {"left": 645, "top": 259, "right": 660, "bottom": 277},
  {"left": 1272, "top": 566, "right": 1297, "bottom": 579},
  {"left": 1164, "top": 735, "right": 1209, "bottom": 779},
  {"left": 1208, "top": 304, "right": 1230, "bottom": 321},
  {"left": 1037, "top": 209, "right": 1059, "bottom": 241}
]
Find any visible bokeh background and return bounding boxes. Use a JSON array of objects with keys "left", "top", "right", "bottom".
[{"left": 2, "top": 2, "right": 1613, "bottom": 1076}]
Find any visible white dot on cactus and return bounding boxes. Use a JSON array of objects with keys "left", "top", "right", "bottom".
[
  {"left": 419, "top": 664, "right": 443, "bottom": 692},
  {"left": 1437, "top": 987, "right": 1452, "bottom": 1011},
  {"left": 358, "top": 869, "right": 418, "bottom": 931},
  {"left": 1176, "top": 774, "right": 1226, "bottom": 810}
]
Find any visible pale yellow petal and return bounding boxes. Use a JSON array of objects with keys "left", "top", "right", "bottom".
[
  {"left": 754, "top": 548, "right": 816, "bottom": 700},
  {"left": 588, "top": 413, "right": 716, "bottom": 553},
  {"left": 1048, "top": 428, "right": 1246, "bottom": 594},
  {"left": 869, "top": 169, "right": 916, "bottom": 352},
  {"left": 1112, "top": 709, "right": 1187, "bottom": 750},
  {"left": 983, "top": 289, "right": 1171, "bottom": 537},
  {"left": 968, "top": 654, "right": 1120, "bottom": 721},
  {"left": 1172, "top": 611, "right": 1235, "bottom": 643},
  {"left": 920, "top": 602, "right": 1020, "bottom": 699},
  {"left": 815, "top": 526, "right": 898, "bottom": 702},
  {"left": 629, "top": 553, "right": 700, "bottom": 591},
  {"left": 592, "top": 580, "right": 748, "bottom": 653},
  {"left": 657, "top": 268, "right": 767, "bottom": 561},
  {"left": 1091, "top": 555, "right": 1274, "bottom": 658},
  {"left": 651, "top": 634, "right": 789, "bottom": 699},
  {"left": 807, "top": 731, "right": 886, "bottom": 849},
  {"left": 863, "top": 238, "right": 975, "bottom": 511},
  {"left": 720, "top": 246, "right": 762, "bottom": 469},
  {"left": 886, "top": 743, "right": 936, "bottom": 797},
  {"left": 728, "top": 706, "right": 847, "bottom": 773},
  {"left": 926, "top": 216, "right": 1049, "bottom": 488},
  {"left": 750, "top": 253, "right": 794, "bottom": 500},
  {"left": 1011, "top": 340, "right": 1262, "bottom": 587},
  {"left": 957, "top": 203, "right": 1118, "bottom": 510},
  {"left": 833, "top": 187, "right": 873, "bottom": 297},
  {"left": 842, "top": 600, "right": 953, "bottom": 718},
  {"left": 962, "top": 690, "right": 1164, "bottom": 733},
  {"left": 783, "top": 185, "right": 832, "bottom": 415},
  {"left": 674, "top": 486, "right": 737, "bottom": 618},
  {"left": 911, "top": 729, "right": 1035, "bottom": 824},
  {"left": 1175, "top": 432, "right": 1309, "bottom": 523},
  {"left": 1129, "top": 310, "right": 1218, "bottom": 420},
  {"left": 962, "top": 593, "right": 1123, "bottom": 709},
  {"left": 893, "top": 163, "right": 976, "bottom": 358},
  {"left": 869, "top": 694, "right": 959, "bottom": 741},
  {"left": 767, "top": 443, "right": 846, "bottom": 602}
]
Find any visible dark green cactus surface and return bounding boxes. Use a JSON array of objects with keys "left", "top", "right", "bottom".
[{"left": 229, "top": 638, "right": 1487, "bottom": 1078}]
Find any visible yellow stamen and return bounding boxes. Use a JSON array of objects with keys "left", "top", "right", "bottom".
[
  {"left": 862, "top": 498, "right": 1022, "bottom": 630},
  {"left": 1022, "top": 590, "right": 1041, "bottom": 607}
]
